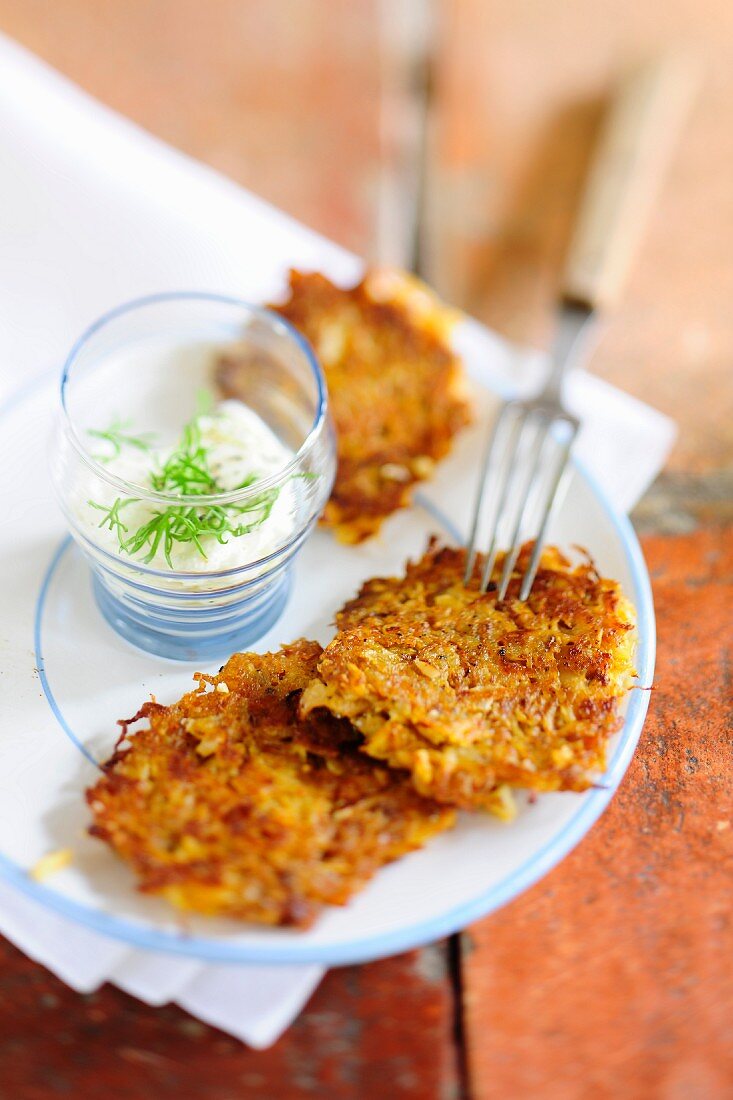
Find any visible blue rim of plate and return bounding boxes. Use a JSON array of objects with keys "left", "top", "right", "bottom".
[{"left": 0, "top": 358, "right": 655, "bottom": 966}]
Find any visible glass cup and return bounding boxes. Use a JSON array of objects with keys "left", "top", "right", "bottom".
[{"left": 51, "top": 292, "right": 336, "bottom": 661}]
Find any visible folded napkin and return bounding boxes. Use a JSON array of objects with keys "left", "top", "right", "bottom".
[{"left": 0, "top": 34, "right": 675, "bottom": 1047}]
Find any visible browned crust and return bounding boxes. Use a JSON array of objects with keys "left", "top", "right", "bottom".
[
  {"left": 300, "top": 543, "right": 637, "bottom": 812},
  {"left": 216, "top": 269, "right": 471, "bottom": 542},
  {"left": 86, "top": 640, "right": 453, "bottom": 928}
]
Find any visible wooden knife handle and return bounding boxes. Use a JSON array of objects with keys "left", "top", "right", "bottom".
[{"left": 561, "top": 57, "right": 696, "bottom": 311}]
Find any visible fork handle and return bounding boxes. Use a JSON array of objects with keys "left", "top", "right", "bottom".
[{"left": 561, "top": 57, "right": 695, "bottom": 311}]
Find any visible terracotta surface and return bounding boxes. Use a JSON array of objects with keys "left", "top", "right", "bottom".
[
  {"left": 0, "top": 2, "right": 730, "bottom": 1098},
  {"left": 0, "top": 0, "right": 383, "bottom": 256},
  {"left": 462, "top": 528, "right": 733, "bottom": 1100},
  {"left": 429, "top": 0, "right": 733, "bottom": 479},
  {"left": 0, "top": 943, "right": 458, "bottom": 1099}
]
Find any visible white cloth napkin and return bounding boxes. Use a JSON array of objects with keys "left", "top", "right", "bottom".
[{"left": 0, "top": 34, "right": 675, "bottom": 1048}]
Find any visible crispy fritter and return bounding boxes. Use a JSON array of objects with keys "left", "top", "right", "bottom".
[
  {"left": 86, "top": 641, "right": 453, "bottom": 928},
  {"left": 300, "top": 543, "right": 637, "bottom": 814},
  {"left": 215, "top": 269, "right": 471, "bottom": 542}
]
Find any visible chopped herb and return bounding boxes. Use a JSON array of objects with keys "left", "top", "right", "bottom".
[
  {"left": 87, "top": 497, "right": 137, "bottom": 540},
  {"left": 87, "top": 401, "right": 288, "bottom": 567},
  {"left": 116, "top": 491, "right": 280, "bottom": 568},
  {"left": 194, "top": 388, "right": 215, "bottom": 417},
  {"left": 88, "top": 417, "right": 156, "bottom": 461}
]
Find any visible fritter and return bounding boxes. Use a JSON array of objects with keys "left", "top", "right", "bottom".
[
  {"left": 215, "top": 269, "right": 471, "bottom": 542},
  {"left": 86, "top": 641, "right": 453, "bottom": 928},
  {"left": 300, "top": 543, "right": 637, "bottom": 814}
]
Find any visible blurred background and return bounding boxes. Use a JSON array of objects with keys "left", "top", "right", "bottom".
[
  {"left": 0, "top": 3, "right": 730, "bottom": 1097},
  {"left": 1, "top": 0, "right": 730, "bottom": 486},
  {"left": 2, "top": 0, "right": 726, "bottom": 484}
]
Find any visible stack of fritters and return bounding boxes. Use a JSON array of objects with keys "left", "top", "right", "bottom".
[
  {"left": 87, "top": 543, "right": 637, "bottom": 926},
  {"left": 87, "top": 641, "right": 454, "bottom": 928},
  {"left": 301, "top": 542, "right": 637, "bottom": 815},
  {"left": 215, "top": 269, "right": 471, "bottom": 542}
]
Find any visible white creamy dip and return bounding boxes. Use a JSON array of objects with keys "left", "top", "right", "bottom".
[{"left": 79, "top": 399, "right": 295, "bottom": 573}]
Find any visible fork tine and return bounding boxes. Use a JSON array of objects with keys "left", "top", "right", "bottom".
[
  {"left": 496, "top": 414, "right": 549, "bottom": 599},
  {"left": 518, "top": 425, "right": 578, "bottom": 600},
  {"left": 477, "top": 408, "right": 526, "bottom": 591},
  {"left": 463, "top": 402, "right": 521, "bottom": 584}
]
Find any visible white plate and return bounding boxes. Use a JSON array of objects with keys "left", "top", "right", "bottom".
[{"left": 0, "top": 324, "right": 654, "bottom": 966}]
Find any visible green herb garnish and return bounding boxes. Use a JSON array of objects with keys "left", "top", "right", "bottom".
[
  {"left": 87, "top": 497, "right": 137, "bottom": 540},
  {"left": 114, "top": 492, "right": 280, "bottom": 568},
  {"left": 88, "top": 402, "right": 284, "bottom": 568},
  {"left": 88, "top": 417, "right": 156, "bottom": 461}
]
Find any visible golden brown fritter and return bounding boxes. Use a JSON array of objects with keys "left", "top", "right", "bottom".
[
  {"left": 215, "top": 269, "right": 471, "bottom": 542},
  {"left": 86, "top": 641, "right": 453, "bottom": 928},
  {"left": 300, "top": 543, "right": 637, "bottom": 814}
]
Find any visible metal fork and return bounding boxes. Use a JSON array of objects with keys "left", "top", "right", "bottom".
[
  {"left": 464, "top": 57, "right": 693, "bottom": 600},
  {"left": 464, "top": 302, "right": 589, "bottom": 600}
]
